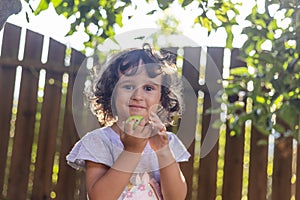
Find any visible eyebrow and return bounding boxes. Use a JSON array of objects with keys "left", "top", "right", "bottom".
[
  {"left": 117, "top": 80, "right": 133, "bottom": 85},
  {"left": 117, "top": 79, "right": 161, "bottom": 86}
]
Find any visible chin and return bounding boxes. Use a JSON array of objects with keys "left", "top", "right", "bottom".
[{"left": 129, "top": 112, "right": 148, "bottom": 118}]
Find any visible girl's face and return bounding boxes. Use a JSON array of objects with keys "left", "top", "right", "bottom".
[{"left": 114, "top": 65, "right": 162, "bottom": 121}]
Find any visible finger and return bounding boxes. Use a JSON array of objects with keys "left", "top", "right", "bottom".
[
  {"left": 130, "top": 119, "right": 151, "bottom": 139},
  {"left": 133, "top": 126, "right": 149, "bottom": 138},
  {"left": 160, "top": 123, "right": 166, "bottom": 132},
  {"left": 149, "top": 120, "right": 165, "bottom": 131},
  {"left": 140, "top": 124, "right": 152, "bottom": 138},
  {"left": 138, "top": 118, "right": 148, "bottom": 127},
  {"left": 124, "top": 120, "right": 136, "bottom": 134},
  {"left": 158, "top": 130, "right": 168, "bottom": 140},
  {"left": 149, "top": 112, "right": 164, "bottom": 128},
  {"left": 149, "top": 111, "right": 159, "bottom": 121}
]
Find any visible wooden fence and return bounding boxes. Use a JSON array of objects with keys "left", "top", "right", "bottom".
[{"left": 0, "top": 23, "right": 299, "bottom": 200}]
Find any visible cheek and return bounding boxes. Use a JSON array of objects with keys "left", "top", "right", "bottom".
[
  {"left": 115, "top": 94, "right": 129, "bottom": 106},
  {"left": 113, "top": 89, "right": 128, "bottom": 112},
  {"left": 115, "top": 87, "right": 131, "bottom": 100},
  {"left": 113, "top": 95, "right": 129, "bottom": 117},
  {"left": 151, "top": 92, "right": 162, "bottom": 104},
  {"left": 118, "top": 93, "right": 132, "bottom": 102}
]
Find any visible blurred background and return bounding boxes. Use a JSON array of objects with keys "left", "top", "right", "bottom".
[{"left": 1, "top": 0, "right": 300, "bottom": 200}]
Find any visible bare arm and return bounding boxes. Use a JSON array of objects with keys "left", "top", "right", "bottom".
[
  {"left": 148, "top": 112, "right": 188, "bottom": 200},
  {"left": 85, "top": 151, "right": 142, "bottom": 200},
  {"left": 156, "top": 147, "right": 187, "bottom": 200}
]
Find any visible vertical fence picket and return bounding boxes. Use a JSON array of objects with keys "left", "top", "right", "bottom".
[
  {"left": 55, "top": 71, "right": 79, "bottom": 200},
  {"left": 222, "top": 48, "right": 245, "bottom": 200},
  {"left": 272, "top": 137, "right": 293, "bottom": 200},
  {"left": 54, "top": 49, "right": 85, "bottom": 200},
  {"left": 198, "top": 47, "right": 224, "bottom": 200},
  {"left": 248, "top": 126, "right": 268, "bottom": 200},
  {"left": 222, "top": 126, "right": 244, "bottom": 200},
  {"left": 7, "top": 29, "right": 43, "bottom": 200},
  {"left": 71, "top": 49, "right": 88, "bottom": 199},
  {"left": 198, "top": 96, "right": 218, "bottom": 200},
  {"left": 31, "top": 38, "right": 65, "bottom": 200},
  {"left": 0, "top": 23, "right": 20, "bottom": 198},
  {"left": 181, "top": 47, "right": 201, "bottom": 200}
]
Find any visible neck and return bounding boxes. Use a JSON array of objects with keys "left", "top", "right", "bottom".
[{"left": 111, "top": 122, "right": 123, "bottom": 136}]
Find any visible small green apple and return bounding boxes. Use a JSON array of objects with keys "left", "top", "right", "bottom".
[{"left": 125, "top": 115, "right": 143, "bottom": 129}]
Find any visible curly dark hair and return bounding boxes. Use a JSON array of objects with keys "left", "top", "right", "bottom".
[{"left": 88, "top": 44, "right": 184, "bottom": 127}]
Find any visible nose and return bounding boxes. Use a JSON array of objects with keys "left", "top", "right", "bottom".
[{"left": 130, "top": 86, "right": 144, "bottom": 101}]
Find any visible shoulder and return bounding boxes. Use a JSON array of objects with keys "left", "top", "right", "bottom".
[
  {"left": 84, "top": 126, "right": 113, "bottom": 137},
  {"left": 80, "top": 126, "right": 123, "bottom": 154},
  {"left": 66, "top": 126, "right": 119, "bottom": 170},
  {"left": 82, "top": 126, "right": 118, "bottom": 142}
]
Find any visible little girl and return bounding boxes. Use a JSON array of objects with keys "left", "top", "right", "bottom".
[{"left": 67, "top": 44, "right": 190, "bottom": 200}]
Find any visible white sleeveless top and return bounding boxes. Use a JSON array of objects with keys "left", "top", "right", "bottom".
[{"left": 66, "top": 126, "right": 190, "bottom": 200}]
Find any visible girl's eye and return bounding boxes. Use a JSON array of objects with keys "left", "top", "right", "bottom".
[
  {"left": 144, "top": 85, "right": 154, "bottom": 91},
  {"left": 123, "top": 85, "right": 134, "bottom": 90}
]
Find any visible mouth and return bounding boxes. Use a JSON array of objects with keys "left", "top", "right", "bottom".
[
  {"left": 128, "top": 105, "right": 148, "bottom": 118},
  {"left": 129, "top": 105, "right": 146, "bottom": 109}
]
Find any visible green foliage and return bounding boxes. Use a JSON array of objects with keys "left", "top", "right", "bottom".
[
  {"left": 221, "top": 0, "right": 300, "bottom": 141},
  {"left": 156, "top": 14, "right": 181, "bottom": 35},
  {"left": 193, "top": 0, "right": 240, "bottom": 48},
  {"left": 26, "top": 0, "right": 300, "bottom": 140},
  {"left": 26, "top": 0, "right": 240, "bottom": 51},
  {"left": 27, "top": 0, "right": 130, "bottom": 51}
]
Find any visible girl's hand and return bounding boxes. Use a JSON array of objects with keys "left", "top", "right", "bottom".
[
  {"left": 148, "top": 112, "right": 169, "bottom": 151},
  {"left": 120, "top": 118, "right": 152, "bottom": 153}
]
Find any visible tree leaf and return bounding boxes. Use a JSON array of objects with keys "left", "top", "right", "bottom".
[
  {"left": 25, "top": 11, "right": 30, "bottom": 23},
  {"left": 212, "top": 119, "right": 224, "bottom": 129},
  {"left": 157, "top": 0, "right": 174, "bottom": 10},
  {"left": 230, "top": 67, "right": 249, "bottom": 76},
  {"left": 115, "top": 13, "right": 123, "bottom": 26},
  {"left": 146, "top": 10, "right": 157, "bottom": 15},
  {"left": 34, "top": 0, "right": 50, "bottom": 15},
  {"left": 182, "top": 0, "right": 193, "bottom": 7},
  {"left": 256, "top": 139, "right": 268, "bottom": 146},
  {"left": 51, "top": 0, "right": 63, "bottom": 7}
]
